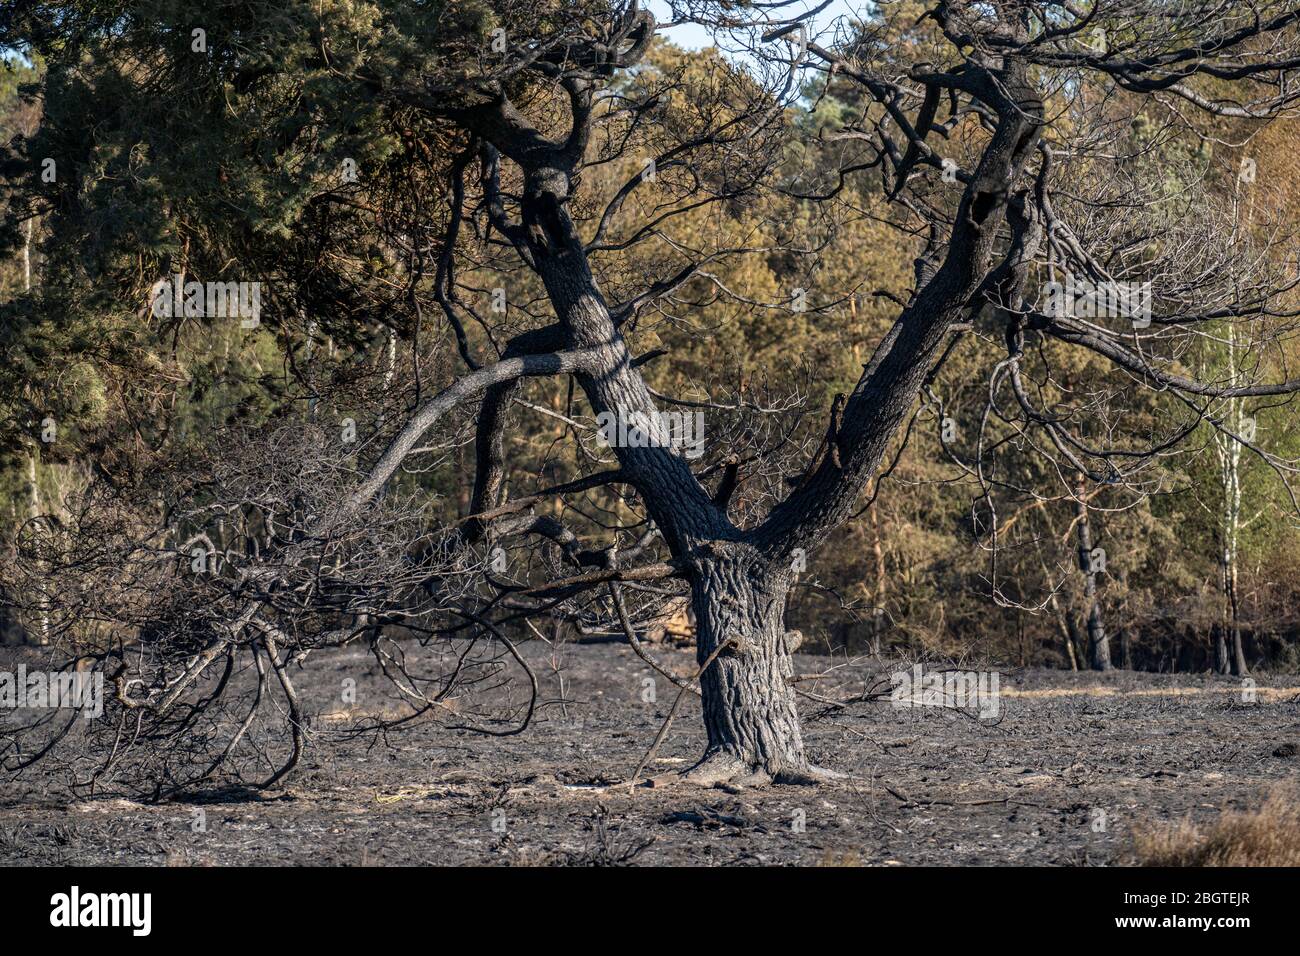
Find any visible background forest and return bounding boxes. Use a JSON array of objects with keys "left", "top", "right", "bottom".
[{"left": 2, "top": 3, "right": 1299, "bottom": 678}]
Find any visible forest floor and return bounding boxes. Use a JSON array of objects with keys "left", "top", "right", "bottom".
[{"left": 3, "top": 641, "right": 1299, "bottom": 866}]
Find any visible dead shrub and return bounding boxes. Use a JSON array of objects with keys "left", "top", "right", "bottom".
[{"left": 1129, "top": 789, "right": 1300, "bottom": 866}]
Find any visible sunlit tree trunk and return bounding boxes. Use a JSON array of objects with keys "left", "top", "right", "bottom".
[
  {"left": 1074, "top": 478, "right": 1110, "bottom": 671},
  {"left": 1212, "top": 324, "right": 1249, "bottom": 676},
  {"left": 22, "top": 219, "right": 32, "bottom": 293}
]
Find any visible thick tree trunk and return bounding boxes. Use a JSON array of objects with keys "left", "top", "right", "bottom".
[{"left": 687, "top": 551, "right": 807, "bottom": 783}]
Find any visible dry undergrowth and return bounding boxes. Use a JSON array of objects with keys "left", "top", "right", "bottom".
[{"left": 1129, "top": 789, "right": 1300, "bottom": 866}]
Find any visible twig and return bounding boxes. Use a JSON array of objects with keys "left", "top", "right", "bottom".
[{"left": 626, "top": 637, "right": 739, "bottom": 788}]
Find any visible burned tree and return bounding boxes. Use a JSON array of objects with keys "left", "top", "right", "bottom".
[{"left": 683, "top": 0, "right": 1300, "bottom": 679}]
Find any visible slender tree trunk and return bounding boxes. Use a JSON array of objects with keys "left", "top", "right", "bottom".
[
  {"left": 1058, "top": 610, "right": 1079, "bottom": 671},
  {"left": 1074, "top": 479, "right": 1111, "bottom": 670},
  {"left": 1038, "top": 513, "right": 1078, "bottom": 670},
  {"left": 1229, "top": 563, "right": 1248, "bottom": 676},
  {"left": 1219, "top": 457, "right": 1247, "bottom": 676},
  {"left": 22, "top": 219, "right": 32, "bottom": 293},
  {"left": 1213, "top": 327, "right": 1249, "bottom": 677},
  {"left": 869, "top": 500, "right": 887, "bottom": 656},
  {"left": 26, "top": 451, "right": 49, "bottom": 646},
  {"left": 1213, "top": 619, "right": 1230, "bottom": 674},
  {"left": 1219, "top": 451, "right": 1248, "bottom": 676},
  {"left": 1060, "top": 616, "right": 1081, "bottom": 671},
  {"left": 1115, "top": 568, "right": 1131, "bottom": 671},
  {"left": 1065, "top": 612, "right": 1087, "bottom": 669}
]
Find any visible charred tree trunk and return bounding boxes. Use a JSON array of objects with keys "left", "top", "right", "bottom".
[
  {"left": 1213, "top": 620, "right": 1230, "bottom": 675},
  {"left": 510, "top": 160, "right": 815, "bottom": 781},
  {"left": 687, "top": 548, "right": 808, "bottom": 783},
  {"left": 1229, "top": 565, "right": 1248, "bottom": 677},
  {"left": 1086, "top": 602, "right": 1110, "bottom": 671},
  {"left": 1217, "top": 544, "right": 1248, "bottom": 676}
]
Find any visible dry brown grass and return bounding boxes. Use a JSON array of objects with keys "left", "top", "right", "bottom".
[{"left": 1129, "top": 789, "right": 1300, "bottom": 866}]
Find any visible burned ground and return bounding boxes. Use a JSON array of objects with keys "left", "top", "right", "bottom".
[{"left": 2, "top": 643, "right": 1298, "bottom": 866}]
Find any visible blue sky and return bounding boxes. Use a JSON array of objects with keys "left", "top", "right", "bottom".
[{"left": 646, "top": 0, "right": 865, "bottom": 51}]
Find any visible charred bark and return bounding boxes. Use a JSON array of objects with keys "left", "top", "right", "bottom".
[{"left": 687, "top": 547, "right": 807, "bottom": 782}]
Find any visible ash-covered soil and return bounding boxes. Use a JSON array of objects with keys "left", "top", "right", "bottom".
[{"left": 3, "top": 642, "right": 1299, "bottom": 866}]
